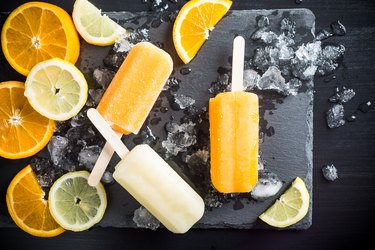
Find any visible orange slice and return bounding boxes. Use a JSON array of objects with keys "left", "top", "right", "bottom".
[
  {"left": 1, "top": 2, "right": 80, "bottom": 76},
  {"left": 173, "top": 0, "right": 232, "bottom": 64},
  {"left": 0, "top": 81, "right": 55, "bottom": 159},
  {"left": 6, "top": 165, "right": 65, "bottom": 237}
]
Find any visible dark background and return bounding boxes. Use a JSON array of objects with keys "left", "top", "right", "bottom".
[{"left": 0, "top": 0, "right": 374, "bottom": 249}]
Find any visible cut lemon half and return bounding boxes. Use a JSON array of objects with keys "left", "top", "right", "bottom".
[
  {"left": 72, "top": 0, "right": 126, "bottom": 46},
  {"left": 6, "top": 165, "right": 65, "bottom": 237},
  {"left": 173, "top": 0, "right": 232, "bottom": 64},
  {"left": 259, "top": 177, "right": 310, "bottom": 228},
  {"left": 48, "top": 171, "right": 107, "bottom": 232},
  {"left": 0, "top": 81, "right": 55, "bottom": 159},
  {"left": 1, "top": 1, "right": 80, "bottom": 76},
  {"left": 24, "top": 58, "right": 88, "bottom": 121}
]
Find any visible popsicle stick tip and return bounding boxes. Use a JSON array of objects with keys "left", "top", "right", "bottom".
[
  {"left": 231, "top": 36, "right": 245, "bottom": 92},
  {"left": 233, "top": 35, "right": 245, "bottom": 45}
]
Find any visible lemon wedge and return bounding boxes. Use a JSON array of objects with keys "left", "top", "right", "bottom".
[
  {"left": 259, "top": 177, "right": 310, "bottom": 228},
  {"left": 72, "top": 0, "right": 126, "bottom": 46}
]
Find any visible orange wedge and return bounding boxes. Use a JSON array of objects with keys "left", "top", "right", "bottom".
[
  {"left": 173, "top": 0, "right": 232, "bottom": 64},
  {"left": 6, "top": 165, "right": 65, "bottom": 237},
  {"left": 1, "top": 2, "right": 80, "bottom": 76},
  {"left": 0, "top": 81, "right": 55, "bottom": 159}
]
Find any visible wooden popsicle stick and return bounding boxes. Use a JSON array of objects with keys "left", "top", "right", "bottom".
[
  {"left": 88, "top": 133, "right": 122, "bottom": 187},
  {"left": 87, "top": 108, "right": 129, "bottom": 159},
  {"left": 231, "top": 36, "right": 245, "bottom": 92}
]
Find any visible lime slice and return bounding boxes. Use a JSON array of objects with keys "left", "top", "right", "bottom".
[
  {"left": 24, "top": 58, "right": 88, "bottom": 121},
  {"left": 48, "top": 171, "right": 107, "bottom": 232},
  {"left": 72, "top": 0, "right": 126, "bottom": 46},
  {"left": 259, "top": 177, "right": 310, "bottom": 228}
]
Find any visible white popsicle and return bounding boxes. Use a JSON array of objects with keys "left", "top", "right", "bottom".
[{"left": 87, "top": 108, "right": 205, "bottom": 233}]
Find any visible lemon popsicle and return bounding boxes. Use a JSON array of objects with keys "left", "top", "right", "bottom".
[
  {"left": 87, "top": 108, "right": 205, "bottom": 233},
  {"left": 88, "top": 42, "right": 173, "bottom": 186},
  {"left": 209, "top": 36, "right": 259, "bottom": 193}
]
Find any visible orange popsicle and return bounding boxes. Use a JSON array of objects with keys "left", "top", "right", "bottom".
[
  {"left": 97, "top": 42, "right": 173, "bottom": 135},
  {"left": 209, "top": 92, "right": 259, "bottom": 193},
  {"left": 209, "top": 36, "right": 259, "bottom": 193}
]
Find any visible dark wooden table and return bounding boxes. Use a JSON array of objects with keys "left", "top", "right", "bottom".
[{"left": 1, "top": 0, "right": 374, "bottom": 249}]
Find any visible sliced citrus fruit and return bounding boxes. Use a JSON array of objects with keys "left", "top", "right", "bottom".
[
  {"left": 173, "top": 0, "right": 232, "bottom": 64},
  {"left": 259, "top": 177, "right": 310, "bottom": 228},
  {"left": 24, "top": 58, "right": 88, "bottom": 121},
  {"left": 0, "top": 81, "right": 55, "bottom": 159},
  {"left": 6, "top": 165, "right": 65, "bottom": 237},
  {"left": 1, "top": 2, "right": 80, "bottom": 76},
  {"left": 48, "top": 171, "right": 107, "bottom": 232},
  {"left": 72, "top": 0, "right": 126, "bottom": 46}
]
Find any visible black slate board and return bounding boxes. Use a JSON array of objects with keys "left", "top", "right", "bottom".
[{"left": 0, "top": 8, "right": 314, "bottom": 230}]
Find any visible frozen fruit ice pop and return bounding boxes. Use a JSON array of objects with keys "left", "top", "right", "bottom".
[
  {"left": 87, "top": 108, "right": 205, "bottom": 233},
  {"left": 209, "top": 36, "right": 259, "bottom": 193},
  {"left": 113, "top": 144, "right": 205, "bottom": 233},
  {"left": 88, "top": 41, "right": 173, "bottom": 186},
  {"left": 97, "top": 41, "right": 173, "bottom": 135},
  {"left": 209, "top": 92, "right": 259, "bottom": 193}
]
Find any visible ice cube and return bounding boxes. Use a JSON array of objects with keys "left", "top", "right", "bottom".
[
  {"left": 330, "top": 20, "right": 346, "bottom": 36},
  {"left": 88, "top": 89, "right": 105, "bottom": 105},
  {"left": 280, "top": 18, "right": 296, "bottom": 36},
  {"left": 257, "top": 66, "right": 286, "bottom": 94},
  {"left": 326, "top": 104, "right": 345, "bottom": 128},
  {"left": 295, "top": 42, "right": 322, "bottom": 62},
  {"left": 133, "top": 126, "right": 157, "bottom": 145},
  {"left": 204, "top": 189, "right": 224, "bottom": 209},
  {"left": 47, "top": 136, "right": 70, "bottom": 166},
  {"left": 101, "top": 171, "right": 115, "bottom": 185},
  {"left": 322, "top": 44, "right": 345, "bottom": 61},
  {"left": 174, "top": 94, "right": 196, "bottom": 110},
  {"left": 113, "top": 32, "right": 132, "bottom": 53},
  {"left": 93, "top": 68, "right": 115, "bottom": 89},
  {"left": 285, "top": 78, "right": 302, "bottom": 96},
  {"left": 103, "top": 51, "right": 125, "bottom": 70},
  {"left": 78, "top": 145, "right": 102, "bottom": 170},
  {"left": 329, "top": 86, "right": 355, "bottom": 103},
  {"left": 208, "top": 73, "right": 230, "bottom": 95},
  {"left": 70, "top": 110, "right": 88, "bottom": 127},
  {"left": 163, "top": 77, "right": 180, "bottom": 91},
  {"left": 30, "top": 157, "right": 64, "bottom": 189},
  {"left": 162, "top": 121, "right": 197, "bottom": 156},
  {"left": 133, "top": 206, "right": 160, "bottom": 230},
  {"left": 184, "top": 149, "right": 209, "bottom": 176},
  {"left": 316, "top": 58, "right": 339, "bottom": 76},
  {"left": 322, "top": 164, "right": 338, "bottom": 181},
  {"left": 251, "top": 28, "right": 277, "bottom": 44},
  {"left": 315, "top": 29, "right": 334, "bottom": 41},
  {"left": 302, "top": 65, "right": 318, "bottom": 78},
  {"left": 251, "top": 170, "right": 283, "bottom": 201},
  {"left": 257, "top": 15, "right": 270, "bottom": 28},
  {"left": 243, "top": 69, "right": 260, "bottom": 90}
]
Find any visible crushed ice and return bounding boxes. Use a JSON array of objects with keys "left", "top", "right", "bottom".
[
  {"left": 133, "top": 206, "right": 160, "bottom": 230},
  {"left": 322, "top": 164, "right": 338, "bottom": 181},
  {"left": 162, "top": 121, "right": 197, "bottom": 156},
  {"left": 251, "top": 170, "right": 283, "bottom": 201}
]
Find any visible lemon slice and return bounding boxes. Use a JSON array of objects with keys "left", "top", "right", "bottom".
[
  {"left": 259, "top": 177, "right": 310, "bottom": 228},
  {"left": 48, "top": 171, "right": 107, "bottom": 232},
  {"left": 72, "top": 0, "right": 126, "bottom": 46},
  {"left": 24, "top": 58, "right": 88, "bottom": 121}
]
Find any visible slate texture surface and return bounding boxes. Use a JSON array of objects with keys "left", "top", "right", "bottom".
[{"left": 0, "top": 9, "right": 314, "bottom": 230}]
